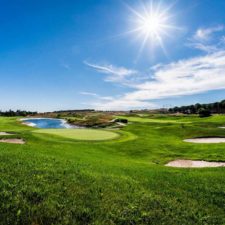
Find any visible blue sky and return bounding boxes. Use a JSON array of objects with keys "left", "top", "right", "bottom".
[{"left": 1, "top": 0, "right": 225, "bottom": 111}]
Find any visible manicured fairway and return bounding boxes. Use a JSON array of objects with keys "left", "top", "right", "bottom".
[
  {"left": 34, "top": 128, "right": 119, "bottom": 141},
  {"left": 0, "top": 115, "right": 225, "bottom": 224},
  {"left": 117, "top": 115, "right": 191, "bottom": 123}
]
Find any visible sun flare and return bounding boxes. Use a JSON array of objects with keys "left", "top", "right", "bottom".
[
  {"left": 138, "top": 13, "right": 167, "bottom": 39},
  {"left": 126, "top": 1, "right": 179, "bottom": 56},
  {"left": 142, "top": 16, "right": 161, "bottom": 33}
]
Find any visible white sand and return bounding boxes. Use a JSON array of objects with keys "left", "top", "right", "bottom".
[
  {"left": 184, "top": 138, "right": 225, "bottom": 143},
  {"left": 0, "top": 132, "right": 13, "bottom": 136},
  {"left": 166, "top": 160, "right": 225, "bottom": 168},
  {"left": 21, "top": 122, "right": 36, "bottom": 127},
  {"left": 0, "top": 139, "right": 25, "bottom": 144}
]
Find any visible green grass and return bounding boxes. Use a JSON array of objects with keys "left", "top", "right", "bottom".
[
  {"left": 0, "top": 115, "right": 225, "bottom": 224},
  {"left": 117, "top": 115, "right": 192, "bottom": 123},
  {"left": 33, "top": 128, "right": 119, "bottom": 141}
]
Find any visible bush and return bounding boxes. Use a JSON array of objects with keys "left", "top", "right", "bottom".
[
  {"left": 198, "top": 108, "right": 212, "bottom": 117},
  {"left": 115, "top": 118, "right": 128, "bottom": 123}
]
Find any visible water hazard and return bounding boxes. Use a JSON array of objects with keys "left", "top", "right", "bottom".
[{"left": 21, "top": 118, "right": 75, "bottom": 129}]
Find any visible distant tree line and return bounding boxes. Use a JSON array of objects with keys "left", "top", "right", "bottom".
[
  {"left": 0, "top": 110, "right": 37, "bottom": 117},
  {"left": 168, "top": 99, "right": 225, "bottom": 114},
  {"left": 54, "top": 109, "right": 95, "bottom": 113}
]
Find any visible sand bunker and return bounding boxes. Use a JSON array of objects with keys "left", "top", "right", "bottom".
[
  {"left": 184, "top": 137, "right": 225, "bottom": 143},
  {"left": 0, "top": 132, "right": 13, "bottom": 136},
  {"left": 166, "top": 160, "right": 225, "bottom": 168},
  {"left": 0, "top": 139, "right": 25, "bottom": 144}
]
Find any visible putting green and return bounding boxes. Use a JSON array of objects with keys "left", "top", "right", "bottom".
[{"left": 33, "top": 129, "right": 119, "bottom": 141}]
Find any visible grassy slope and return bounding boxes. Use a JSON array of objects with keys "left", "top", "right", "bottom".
[{"left": 0, "top": 116, "right": 225, "bottom": 224}]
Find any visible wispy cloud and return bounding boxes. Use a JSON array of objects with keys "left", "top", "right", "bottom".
[
  {"left": 193, "top": 25, "right": 224, "bottom": 42},
  {"left": 124, "top": 51, "right": 225, "bottom": 100},
  {"left": 221, "top": 36, "right": 225, "bottom": 44},
  {"left": 79, "top": 91, "right": 114, "bottom": 101},
  {"left": 60, "top": 62, "right": 71, "bottom": 70},
  {"left": 80, "top": 90, "right": 155, "bottom": 110},
  {"left": 91, "top": 99, "right": 156, "bottom": 111},
  {"left": 86, "top": 50, "right": 225, "bottom": 110},
  {"left": 79, "top": 91, "right": 98, "bottom": 97},
  {"left": 84, "top": 61, "right": 138, "bottom": 84},
  {"left": 187, "top": 42, "right": 219, "bottom": 53},
  {"left": 187, "top": 25, "right": 225, "bottom": 53}
]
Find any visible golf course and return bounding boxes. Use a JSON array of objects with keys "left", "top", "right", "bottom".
[
  {"left": 2, "top": 0, "right": 225, "bottom": 224},
  {"left": 0, "top": 115, "right": 225, "bottom": 224}
]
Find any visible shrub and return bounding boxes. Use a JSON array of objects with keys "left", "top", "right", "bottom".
[
  {"left": 198, "top": 108, "right": 212, "bottom": 117},
  {"left": 115, "top": 118, "right": 128, "bottom": 123}
]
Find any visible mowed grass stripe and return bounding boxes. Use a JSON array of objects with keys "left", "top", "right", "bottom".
[{"left": 33, "top": 128, "right": 119, "bottom": 141}]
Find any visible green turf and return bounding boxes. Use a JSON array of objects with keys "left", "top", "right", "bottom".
[
  {"left": 0, "top": 115, "right": 225, "bottom": 224},
  {"left": 33, "top": 128, "right": 119, "bottom": 141},
  {"left": 116, "top": 115, "right": 192, "bottom": 123}
]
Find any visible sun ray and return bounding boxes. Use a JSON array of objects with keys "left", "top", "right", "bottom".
[
  {"left": 103, "top": 1, "right": 180, "bottom": 59},
  {"left": 125, "top": 0, "right": 179, "bottom": 57}
]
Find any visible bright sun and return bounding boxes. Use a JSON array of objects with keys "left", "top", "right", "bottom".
[
  {"left": 133, "top": 4, "right": 172, "bottom": 42},
  {"left": 126, "top": 1, "right": 179, "bottom": 56},
  {"left": 139, "top": 14, "right": 164, "bottom": 37}
]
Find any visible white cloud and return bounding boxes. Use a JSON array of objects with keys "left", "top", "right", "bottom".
[
  {"left": 79, "top": 91, "right": 98, "bottom": 97},
  {"left": 86, "top": 51, "right": 225, "bottom": 110},
  {"left": 124, "top": 51, "right": 225, "bottom": 100},
  {"left": 79, "top": 91, "right": 114, "bottom": 101},
  {"left": 193, "top": 25, "right": 224, "bottom": 42},
  {"left": 80, "top": 91, "right": 155, "bottom": 111},
  {"left": 187, "top": 25, "right": 225, "bottom": 53},
  {"left": 84, "top": 61, "right": 137, "bottom": 83},
  {"left": 91, "top": 99, "right": 156, "bottom": 111},
  {"left": 187, "top": 43, "right": 219, "bottom": 53},
  {"left": 221, "top": 36, "right": 225, "bottom": 44}
]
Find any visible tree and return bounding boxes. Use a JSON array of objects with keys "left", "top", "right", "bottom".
[{"left": 198, "top": 108, "right": 211, "bottom": 118}]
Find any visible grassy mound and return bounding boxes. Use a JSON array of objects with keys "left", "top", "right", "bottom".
[{"left": 33, "top": 128, "right": 119, "bottom": 141}]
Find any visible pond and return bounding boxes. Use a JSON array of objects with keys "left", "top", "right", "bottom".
[{"left": 21, "top": 118, "right": 75, "bottom": 129}]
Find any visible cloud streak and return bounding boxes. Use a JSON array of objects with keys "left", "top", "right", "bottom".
[
  {"left": 90, "top": 98, "right": 156, "bottom": 111},
  {"left": 187, "top": 25, "right": 225, "bottom": 53},
  {"left": 84, "top": 61, "right": 137, "bottom": 83},
  {"left": 193, "top": 25, "right": 224, "bottom": 42},
  {"left": 187, "top": 42, "right": 219, "bottom": 53},
  {"left": 79, "top": 91, "right": 98, "bottom": 97}
]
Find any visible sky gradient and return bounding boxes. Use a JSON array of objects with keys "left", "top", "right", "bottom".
[{"left": 1, "top": 0, "right": 225, "bottom": 111}]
